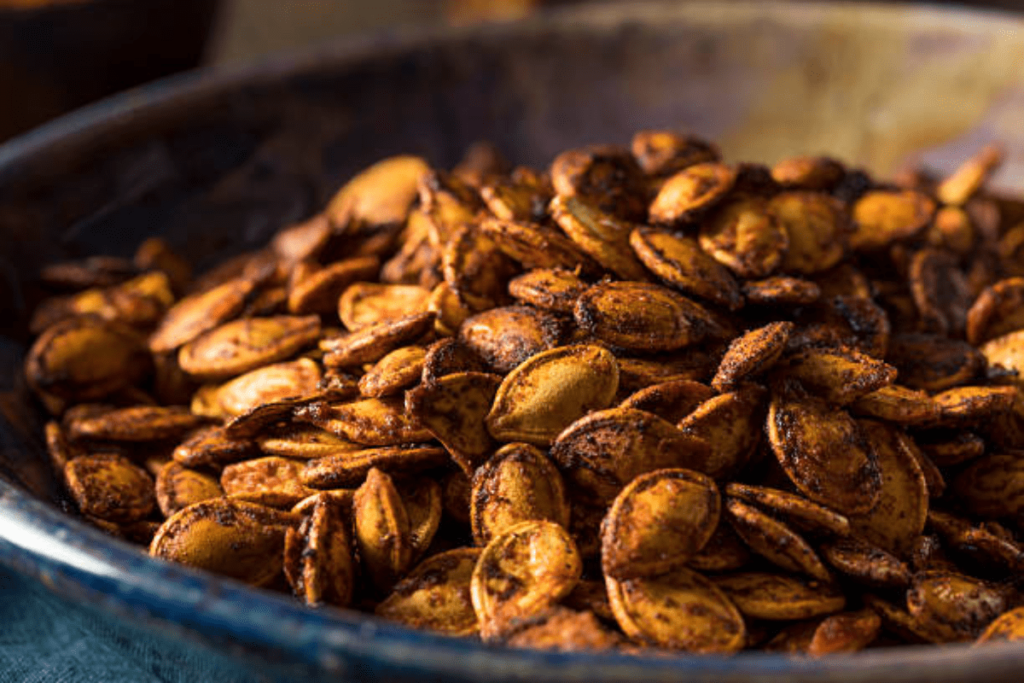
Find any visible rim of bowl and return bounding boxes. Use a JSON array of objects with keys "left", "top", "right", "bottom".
[{"left": 2, "top": 2, "right": 1024, "bottom": 680}]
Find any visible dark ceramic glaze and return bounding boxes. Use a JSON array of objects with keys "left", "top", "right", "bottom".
[{"left": 2, "top": 2, "right": 1024, "bottom": 681}]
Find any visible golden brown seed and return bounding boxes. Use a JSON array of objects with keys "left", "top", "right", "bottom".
[
  {"left": 767, "top": 389, "right": 881, "bottom": 516},
  {"left": 65, "top": 454, "right": 156, "bottom": 523},
  {"left": 806, "top": 609, "right": 882, "bottom": 656},
  {"left": 25, "top": 316, "right": 151, "bottom": 404},
  {"left": 725, "top": 498, "right": 831, "bottom": 581},
  {"left": 601, "top": 468, "right": 720, "bottom": 579},
  {"left": 981, "top": 329, "right": 1024, "bottom": 389},
  {"left": 338, "top": 282, "right": 431, "bottom": 331},
  {"left": 471, "top": 520, "right": 582, "bottom": 639},
  {"left": 221, "top": 456, "right": 314, "bottom": 508},
  {"left": 155, "top": 462, "right": 223, "bottom": 517},
  {"left": 406, "top": 372, "right": 501, "bottom": 474},
  {"left": 784, "top": 346, "right": 897, "bottom": 406},
  {"left": 208, "top": 358, "right": 322, "bottom": 418},
  {"left": 713, "top": 572, "right": 845, "bottom": 621},
  {"left": 471, "top": 443, "right": 569, "bottom": 546},
  {"left": 480, "top": 175, "right": 550, "bottom": 223},
  {"left": 699, "top": 195, "right": 789, "bottom": 278},
  {"left": 742, "top": 276, "right": 821, "bottom": 306},
  {"left": 818, "top": 538, "right": 911, "bottom": 588},
  {"left": 574, "top": 281, "right": 718, "bottom": 352},
  {"left": 358, "top": 346, "right": 426, "bottom": 398},
  {"left": 148, "top": 278, "right": 254, "bottom": 354},
  {"left": 353, "top": 468, "right": 413, "bottom": 591},
  {"left": 771, "top": 156, "right": 845, "bottom": 191},
  {"left": 631, "top": 130, "right": 720, "bottom": 177},
  {"left": 850, "top": 190, "right": 936, "bottom": 251},
  {"left": 951, "top": 453, "right": 1024, "bottom": 520},
  {"left": 479, "top": 217, "right": 600, "bottom": 274},
  {"left": 724, "top": 483, "right": 850, "bottom": 538},
  {"left": 326, "top": 155, "right": 429, "bottom": 230},
  {"left": 286, "top": 256, "right": 380, "bottom": 315},
  {"left": 927, "top": 511, "right": 1024, "bottom": 573},
  {"left": 551, "top": 408, "right": 711, "bottom": 503},
  {"left": 907, "top": 571, "right": 1009, "bottom": 642},
  {"left": 936, "top": 144, "right": 1003, "bottom": 206},
  {"left": 976, "top": 607, "right": 1024, "bottom": 644},
  {"left": 283, "top": 496, "right": 355, "bottom": 607},
  {"left": 628, "top": 227, "right": 743, "bottom": 310},
  {"left": 66, "top": 405, "right": 208, "bottom": 442},
  {"left": 300, "top": 445, "right": 449, "bottom": 489},
  {"left": 222, "top": 395, "right": 321, "bottom": 439},
  {"left": 846, "top": 422, "right": 928, "bottom": 556},
  {"left": 677, "top": 386, "right": 766, "bottom": 479},
  {"left": 616, "top": 351, "right": 718, "bottom": 390},
  {"left": 850, "top": 385, "right": 941, "bottom": 425},
  {"left": 507, "top": 268, "right": 587, "bottom": 315},
  {"left": 550, "top": 144, "right": 648, "bottom": 222},
  {"left": 321, "top": 312, "right": 434, "bottom": 368},
  {"left": 172, "top": 426, "right": 258, "bottom": 469},
  {"left": 862, "top": 594, "right": 936, "bottom": 644},
  {"left": 294, "top": 397, "right": 432, "bottom": 446},
  {"left": 376, "top": 548, "right": 482, "bottom": 636},
  {"left": 442, "top": 225, "right": 517, "bottom": 312},
  {"left": 933, "top": 385, "right": 1017, "bottom": 424},
  {"left": 178, "top": 315, "right": 320, "bottom": 381},
  {"left": 270, "top": 214, "right": 331, "bottom": 264},
  {"left": 909, "top": 248, "right": 971, "bottom": 336},
  {"left": 966, "top": 277, "right": 1024, "bottom": 345},
  {"left": 606, "top": 568, "right": 745, "bottom": 653},
  {"left": 458, "top": 306, "right": 566, "bottom": 373},
  {"left": 928, "top": 206, "right": 976, "bottom": 254},
  {"left": 649, "top": 162, "right": 737, "bottom": 226},
  {"left": 291, "top": 489, "right": 355, "bottom": 517},
  {"left": 150, "top": 498, "right": 300, "bottom": 586},
  {"left": 771, "top": 191, "right": 848, "bottom": 274},
  {"left": 618, "top": 379, "right": 715, "bottom": 424},
  {"left": 711, "top": 321, "right": 793, "bottom": 390},
  {"left": 486, "top": 344, "right": 619, "bottom": 446},
  {"left": 551, "top": 195, "right": 650, "bottom": 281}
]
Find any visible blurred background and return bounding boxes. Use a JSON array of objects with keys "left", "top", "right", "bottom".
[{"left": 0, "top": 0, "right": 1021, "bottom": 142}]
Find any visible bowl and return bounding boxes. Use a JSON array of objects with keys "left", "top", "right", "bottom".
[{"left": 2, "top": 2, "right": 1024, "bottom": 681}]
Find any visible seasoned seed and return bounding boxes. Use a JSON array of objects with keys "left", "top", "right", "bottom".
[
  {"left": 486, "top": 345, "right": 619, "bottom": 446},
  {"left": 687, "top": 521, "right": 752, "bottom": 573},
  {"left": 550, "top": 145, "right": 648, "bottom": 222},
  {"left": 771, "top": 191, "right": 848, "bottom": 274},
  {"left": 618, "top": 379, "right": 716, "bottom": 424},
  {"left": 767, "top": 388, "right": 881, "bottom": 516},
  {"left": 629, "top": 227, "right": 743, "bottom": 310},
  {"left": 471, "top": 520, "right": 582, "bottom": 639},
  {"left": 574, "top": 281, "right": 718, "bottom": 352},
  {"left": 178, "top": 315, "right": 321, "bottom": 381},
  {"left": 976, "top": 607, "right": 1024, "bottom": 644},
  {"left": 459, "top": 306, "right": 566, "bottom": 374},
  {"left": 65, "top": 454, "right": 156, "bottom": 523},
  {"left": 283, "top": 495, "right": 355, "bottom": 607},
  {"left": 725, "top": 498, "right": 830, "bottom": 581},
  {"left": 907, "top": 570, "right": 1008, "bottom": 642},
  {"left": 887, "top": 333, "right": 983, "bottom": 391},
  {"left": 300, "top": 445, "right": 448, "bottom": 489},
  {"left": 326, "top": 155, "right": 429, "bottom": 231},
  {"left": 602, "top": 468, "right": 719, "bottom": 579},
  {"left": 471, "top": 443, "right": 569, "bottom": 546},
  {"left": 784, "top": 346, "right": 897, "bottom": 406},
  {"left": 771, "top": 156, "right": 845, "bottom": 191},
  {"left": 149, "top": 498, "right": 300, "bottom": 586},
  {"left": 376, "top": 548, "right": 482, "bottom": 636},
  {"left": 631, "top": 130, "right": 720, "bottom": 178},
  {"left": 711, "top": 322, "right": 793, "bottom": 391},
  {"left": 507, "top": 268, "right": 587, "bottom": 315},
  {"left": 936, "top": 144, "right": 1003, "bottom": 206},
  {"left": 358, "top": 346, "right": 426, "bottom": 398},
  {"left": 149, "top": 278, "right": 254, "bottom": 354},
  {"left": 725, "top": 483, "right": 851, "bottom": 538},
  {"left": 339, "top": 282, "right": 431, "bottom": 332},
  {"left": 606, "top": 567, "right": 745, "bottom": 653},
  {"left": 66, "top": 405, "right": 209, "bottom": 442},
  {"left": 155, "top": 462, "right": 223, "bottom": 517},
  {"left": 421, "top": 337, "right": 486, "bottom": 384},
  {"left": 353, "top": 468, "right": 414, "bottom": 592},
  {"left": 699, "top": 195, "right": 789, "bottom": 278},
  {"left": 649, "top": 162, "right": 737, "bottom": 226},
  {"left": 172, "top": 426, "right": 259, "bottom": 469},
  {"left": 221, "top": 456, "right": 314, "bottom": 508},
  {"left": 850, "top": 190, "right": 936, "bottom": 251},
  {"left": 286, "top": 256, "right": 379, "bottom": 315},
  {"left": 950, "top": 453, "right": 1024, "bottom": 520},
  {"left": 677, "top": 386, "right": 767, "bottom": 479},
  {"left": 479, "top": 217, "right": 600, "bottom": 274},
  {"left": 551, "top": 408, "right": 711, "bottom": 503},
  {"left": 442, "top": 225, "right": 517, "bottom": 312},
  {"left": 713, "top": 572, "right": 845, "bottom": 621},
  {"left": 208, "top": 358, "right": 322, "bottom": 418},
  {"left": 294, "top": 397, "right": 431, "bottom": 446},
  {"left": 322, "top": 312, "right": 433, "bottom": 368},
  {"left": 850, "top": 385, "right": 940, "bottom": 425},
  {"left": 818, "top": 538, "right": 912, "bottom": 588}
]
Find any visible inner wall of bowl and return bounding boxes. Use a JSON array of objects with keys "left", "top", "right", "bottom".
[{"left": 1, "top": 1, "right": 1024, "bottom": 493}]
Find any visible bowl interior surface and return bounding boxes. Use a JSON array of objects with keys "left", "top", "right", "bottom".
[{"left": 2, "top": 2, "right": 1024, "bottom": 681}]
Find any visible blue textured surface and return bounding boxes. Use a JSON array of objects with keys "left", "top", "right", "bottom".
[{"left": 0, "top": 568, "right": 260, "bottom": 683}]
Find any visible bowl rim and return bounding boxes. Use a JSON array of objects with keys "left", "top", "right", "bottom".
[{"left": 2, "top": 1, "right": 1024, "bottom": 679}]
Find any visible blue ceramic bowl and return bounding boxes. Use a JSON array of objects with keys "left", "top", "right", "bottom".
[{"left": 3, "top": 2, "right": 1024, "bottom": 681}]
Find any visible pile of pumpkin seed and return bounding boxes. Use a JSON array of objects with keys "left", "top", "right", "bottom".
[{"left": 25, "top": 131, "right": 1024, "bottom": 654}]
